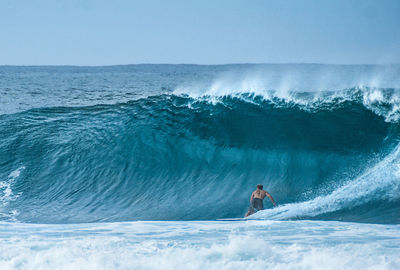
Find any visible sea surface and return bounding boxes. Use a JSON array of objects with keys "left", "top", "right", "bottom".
[{"left": 0, "top": 64, "right": 399, "bottom": 269}]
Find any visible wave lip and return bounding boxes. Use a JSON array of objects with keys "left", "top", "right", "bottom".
[{"left": 174, "top": 87, "right": 400, "bottom": 122}]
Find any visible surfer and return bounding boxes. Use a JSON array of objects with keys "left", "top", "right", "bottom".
[{"left": 245, "top": 184, "right": 276, "bottom": 217}]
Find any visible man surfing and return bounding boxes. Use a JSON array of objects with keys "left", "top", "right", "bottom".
[{"left": 245, "top": 184, "right": 276, "bottom": 217}]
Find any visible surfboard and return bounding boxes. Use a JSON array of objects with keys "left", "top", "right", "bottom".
[{"left": 216, "top": 218, "right": 247, "bottom": 221}]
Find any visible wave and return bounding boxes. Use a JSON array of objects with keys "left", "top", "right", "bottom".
[
  {"left": 0, "top": 88, "right": 400, "bottom": 224},
  {"left": 250, "top": 144, "right": 400, "bottom": 223}
]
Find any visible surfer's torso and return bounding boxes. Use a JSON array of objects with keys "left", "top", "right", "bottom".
[{"left": 252, "top": 189, "right": 267, "bottom": 200}]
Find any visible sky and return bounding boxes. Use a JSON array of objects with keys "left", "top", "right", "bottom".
[{"left": 0, "top": 0, "right": 399, "bottom": 65}]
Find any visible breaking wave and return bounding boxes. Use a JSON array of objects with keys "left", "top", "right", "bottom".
[{"left": 1, "top": 87, "right": 400, "bottom": 224}]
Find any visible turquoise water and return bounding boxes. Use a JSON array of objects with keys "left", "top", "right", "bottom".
[{"left": 0, "top": 64, "right": 399, "bottom": 268}]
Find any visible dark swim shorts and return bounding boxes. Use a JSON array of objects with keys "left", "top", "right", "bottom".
[{"left": 250, "top": 198, "right": 264, "bottom": 212}]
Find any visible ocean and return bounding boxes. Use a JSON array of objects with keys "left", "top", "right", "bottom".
[{"left": 0, "top": 64, "right": 399, "bottom": 269}]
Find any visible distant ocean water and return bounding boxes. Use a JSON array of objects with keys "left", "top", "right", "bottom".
[{"left": 0, "top": 64, "right": 399, "bottom": 269}]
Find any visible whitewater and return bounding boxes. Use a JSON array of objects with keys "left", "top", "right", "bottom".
[{"left": 0, "top": 64, "right": 399, "bottom": 269}]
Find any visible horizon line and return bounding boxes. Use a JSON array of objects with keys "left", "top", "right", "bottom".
[{"left": 1, "top": 62, "right": 399, "bottom": 68}]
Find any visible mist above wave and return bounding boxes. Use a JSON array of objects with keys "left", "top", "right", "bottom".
[{"left": 1, "top": 64, "right": 399, "bottom": 115}]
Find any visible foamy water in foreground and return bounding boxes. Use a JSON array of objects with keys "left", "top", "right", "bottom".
[{"left": 0, "top": 220, "right": 399, "bottom": 270}]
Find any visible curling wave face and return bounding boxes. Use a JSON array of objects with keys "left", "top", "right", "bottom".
[{"left": 1, "top": 87, "right": 400, "bottom": 224}]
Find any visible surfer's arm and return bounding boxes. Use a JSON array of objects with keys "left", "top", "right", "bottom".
[
  {"left": 265, "top": 191, "right": 277, "bottom": 206},
  {"left": 250, "top": 192, "right": 254, "bottom": 203}
]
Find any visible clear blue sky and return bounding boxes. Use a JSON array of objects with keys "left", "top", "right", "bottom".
[{"left": 1, "top": 0, "right": 399, "bottom": 65}]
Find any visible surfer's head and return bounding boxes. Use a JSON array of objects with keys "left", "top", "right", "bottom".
[{"left": 257, "top": 184, "right": 263, "bottom": 190}]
